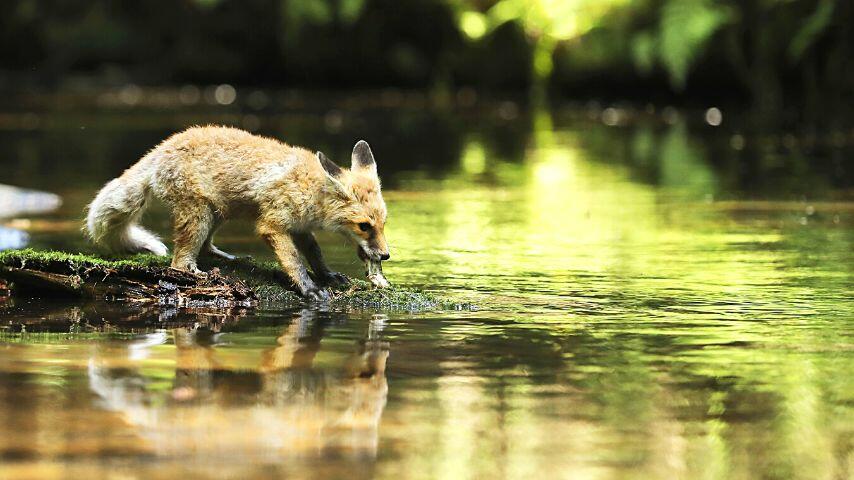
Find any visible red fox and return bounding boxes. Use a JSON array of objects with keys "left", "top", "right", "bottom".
[{"left": 86, "top": 126, "right": 389, "bottom": 300}]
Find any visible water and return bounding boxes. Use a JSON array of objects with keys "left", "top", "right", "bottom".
[{"left": 0, "top": 98, "right": 852, "bottom": 479}]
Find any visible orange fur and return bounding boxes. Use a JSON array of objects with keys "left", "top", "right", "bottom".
[{"left": 85, "top": 126, "right": 389, "bottom": 299}]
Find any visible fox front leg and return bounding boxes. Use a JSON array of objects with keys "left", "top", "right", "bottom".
[
  {"left": 291, "top": 231, "right": 350, "bottom": 287},
  {"left": 258, "top": 223, "right": 330, "bottom": 301}
]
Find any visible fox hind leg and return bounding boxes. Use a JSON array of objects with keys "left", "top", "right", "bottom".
[
  {"left": 202, "top": 216, "right": 239, "bottom": 261},
  {"left": 171, "top": 203, "right": 214, "bottom": 274},
  {"left": 207, "top": 244, "right": 237, "bottom": 261}
]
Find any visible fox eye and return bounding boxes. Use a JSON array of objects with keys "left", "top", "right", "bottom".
[{"left": 358, "top": 222, "right": 372, "bottom": 232}]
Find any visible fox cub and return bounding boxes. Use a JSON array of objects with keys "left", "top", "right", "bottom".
[{"left": 86, "top": 126, "right": 389, "bottom": 300}]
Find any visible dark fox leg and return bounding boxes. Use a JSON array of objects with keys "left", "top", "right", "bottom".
[
  {"left": 202, "top": 216, "right": 238, "bottom": 260},
  {"left": 258, "top": 221, "right": 328, "bottom": 301},
  {"left": 171, "top": 203, "right": 213, "bottom": 273},
  {"left": 291, "top": 231, "right": 349, "bottom": 287}
]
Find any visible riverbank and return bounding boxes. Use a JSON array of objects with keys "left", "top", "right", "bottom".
[{"left": 0, "top": 249, "right": 459, "bottom": 311}]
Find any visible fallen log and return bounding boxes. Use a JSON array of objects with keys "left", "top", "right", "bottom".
[
  {"left": 0, "top": 249, "right": 459, "bottom": 311},
  {"left": 0, "top": 251, "right": 257, "bottom": 308}
]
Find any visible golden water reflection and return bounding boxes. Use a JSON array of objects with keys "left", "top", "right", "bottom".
[
  {"left": 0, "top": 309, "right": 390, "bottom": 478},
  {"left": 0, "top": 111, "right": 851, "bottom": 479},
  {"left": 88, "top": 314, "right": 387, "bottom": 460}
]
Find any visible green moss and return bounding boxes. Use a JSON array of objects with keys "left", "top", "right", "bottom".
[
  {"left": 0, "top": 249, "right": 466, "bottom": 311},
  {"left": 197, "top": 256, "right": 463, "bottom": 310},
  {"left": 0, "top": 248, "right": 170, "bottom": 271}
]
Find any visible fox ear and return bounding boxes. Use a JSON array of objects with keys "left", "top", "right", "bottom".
[
  {"left": 351, "top": 140, "right": 377, "bottom": 175},
  {"left": 316, "top": 151, "right": 342, "bottom": 178},
  {"left": 316, "top": 151, "right": 349, "bottom": 197}
]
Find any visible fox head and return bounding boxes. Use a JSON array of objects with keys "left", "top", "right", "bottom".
[{"left": 317, "top": 140, "right": 390, "bottom": 261}]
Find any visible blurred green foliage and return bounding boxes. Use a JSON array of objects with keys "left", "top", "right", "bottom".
[
  {"left": 0, "top": 0, "right": 851, "bottom": 123},
  {"left": 623, "top": 0, "right": 848, "bottom": 125},
  {"left": 449, "top": 0, "right": 630, "bottom": 99},
  {"left": 632, "top": 0, "right": 730, "bottom": 90},
  {"left": 788, "top": 0, "right": 835, "bottom": 61}
]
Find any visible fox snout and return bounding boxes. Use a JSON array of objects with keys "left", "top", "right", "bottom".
[
  {"left": 358, "top": 243, "right": 390, "bottom": 262},
  {"left": 369, "top": 231, "right": 390, "bottom": 261},
  {"left": 372, "top": 233, "right": 390, "bottom": 260}
]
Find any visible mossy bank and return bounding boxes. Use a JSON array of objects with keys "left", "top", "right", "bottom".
[{"left": 0, "top": 249, "right": 464, "bottom": 311}]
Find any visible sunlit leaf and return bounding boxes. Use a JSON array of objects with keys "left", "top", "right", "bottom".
[
  {"left": 339, "top": 0, "right": 366, "bottom": 25},
  {"left": 460, "top": 11, "right": 488, "bottom": 40},
  {"left": 280, "top": 0, "right": 335, "bottom": 44},
  {"left": 631, "top": 31, "right": 656, "bottom": 76},
  {"left": 789, "top": 0, "right": 835, "bottom": 62},
  {"left": 449, "top": 0, "right": 630, "bottom": 93},
  {"left": 291, "top": 0, "right": 331, "bottom": 24},
  {"left": 659, "top": 0, "right": 729, "bottom": 90}
]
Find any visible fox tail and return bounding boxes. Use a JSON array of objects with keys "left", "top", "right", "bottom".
[{"left": 85, "top": 160, "right": 168, "bottom": 256}]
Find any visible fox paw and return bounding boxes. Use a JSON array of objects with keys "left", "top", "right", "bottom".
[
  {"left": 320, "top": 271, "right": 351, "bottom": 288},
  {"left": 174, "top": 263, "right": 207, "bottom": 277},
  {"left": 303, "top": 287, "right": 332, "bottom": 303}
]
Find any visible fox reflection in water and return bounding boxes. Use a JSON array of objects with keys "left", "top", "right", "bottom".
[{"left": 87, "top": 309, "right": 389, "bottom": 459}]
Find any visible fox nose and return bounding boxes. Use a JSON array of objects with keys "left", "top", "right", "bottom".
[{"left": 379, "top": 252, "right": 390, "bottom": 261}]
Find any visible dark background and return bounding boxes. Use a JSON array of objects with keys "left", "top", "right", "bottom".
[{"left": 1, "top": 0, "right": 851, "bottom": 130}]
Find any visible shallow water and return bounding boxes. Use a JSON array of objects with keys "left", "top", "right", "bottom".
[{"left": 0, "top": 99, "right": 852, "bottom": 479}]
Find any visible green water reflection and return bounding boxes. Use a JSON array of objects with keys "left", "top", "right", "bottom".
[{"left": 0, "top": 107, "right": 851, "bottom": 479}]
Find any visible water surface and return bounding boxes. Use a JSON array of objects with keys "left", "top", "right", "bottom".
[{"left": 0, "top": 99, "right": 851, "bottom": 479}]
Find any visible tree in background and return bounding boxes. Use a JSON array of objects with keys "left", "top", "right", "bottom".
[
  {"left": 449, "top": 0, "right": 630, "bottom": 104},
  {"left": 630, "top": 0, "right": 845, "bottom": 127}
]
